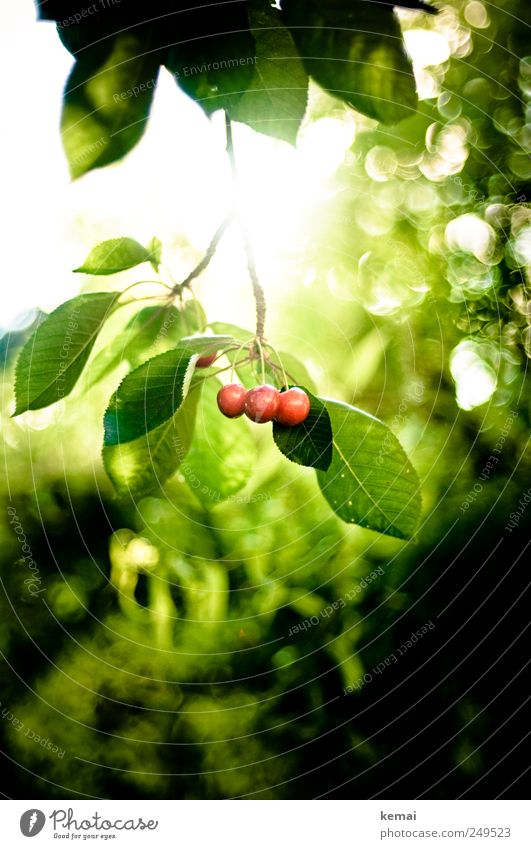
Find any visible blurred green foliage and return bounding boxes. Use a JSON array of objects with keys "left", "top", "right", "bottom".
[{"left": 1, "top": 0, "right": 530, "bottom": 799}]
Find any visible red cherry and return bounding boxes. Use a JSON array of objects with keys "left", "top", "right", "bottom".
[
  {"left": 244, "top": 384, "right": 280, "bottom": 423},
  {"left": 275, "top": 387, "right": 310, "bottom": 426},
  {"left": 217, "top": 383, "right": 246, "bottom": 418},
  {"left": 196, "top": 351, "right": 218, "bottom": 368}
]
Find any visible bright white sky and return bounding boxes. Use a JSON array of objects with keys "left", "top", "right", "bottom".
[
  {"left": 1, "top": 2, "right": 242, "bottom": 329},
  {"left": 0, "top": 2, "right": 354, "bottom": 332},
  {"left": 0, "top": 3, "right": 448, "bottom": 334},
  {"left": 1, "top": 3, "right": 74, "bottom": 327}
]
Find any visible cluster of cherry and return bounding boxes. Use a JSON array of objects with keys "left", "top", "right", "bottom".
[
  {"left": 194, "top": 349, "right": 311, "bottom": 426},
  {"left": 217, "top": 384, "right": 310, "bottom": 426}
]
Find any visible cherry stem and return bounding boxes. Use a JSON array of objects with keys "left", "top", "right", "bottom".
[
  {"left": 118, "top": 280, "right": 172, "bottom": 301},
  {"left": 225, "top": 113, "right": 267, "bottom": 342},
  {"left": 268, "top": 359, "right": 300, "bottom": 388},
  {"left": 160, "top": 262, "right": 179, "bottom": 289},
  {"left": 230, "top": 339, "right": 251, "bottom": 382},
  {"left": 265, "top": 342, "right": 289, "bottom": 390},
  {"left": 190, "top": 358, "right": 249, "bottom": 389}
]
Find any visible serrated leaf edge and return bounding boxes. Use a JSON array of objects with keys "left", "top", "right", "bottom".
[{"left": 13, "top": 292, "right": 119, "bottom": 416}]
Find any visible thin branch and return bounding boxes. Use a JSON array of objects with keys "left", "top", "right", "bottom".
[
  {"left": 225, "top": 112, "right": 267, "bottom": 341},
  {"left": 173, "top": 212, "right": 234, "bottom": 294},
  {"left": 265, "top": 342, "right": 289, "bottom": 389}
]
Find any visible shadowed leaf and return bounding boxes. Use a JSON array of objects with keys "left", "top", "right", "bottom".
[
  {"left": 282, "top": 0, "right": 417, "bottom": 124},
  {"left": 229, "top": 5, "right": 309, "bottom": 143},
  {"left": 273, "top": 387, "right": 332, "bottom": 471}
]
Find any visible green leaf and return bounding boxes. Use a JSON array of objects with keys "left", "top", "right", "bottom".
[
  {"left": 61, "top": 33, "right": 160, "bottom": 179},
  {"left": 229, "top": 5, "right": 309, "bottom": 143},
  {"left": 182, "top": 380, "right": 256, "bottom": 504},
  {"left": 271, "top": 351, "right": 317, "bottom": 393},
  {"left": 125, "top": 301, "right": 208, "bottom": 362},
  {"left": 82, "top": 301, "right": 207, "bottom": 393},
  {"left": 74, "top": 238, "right": 152, "bottom": 275},
  {"left": 316, "top": 399, "right": 421, "bottom": 539},
  {"left": 273, "top": 387, "right": 332, "bottom": 471},
  {"left": 124, "top": 305, "right": 184, "bottom": 365},
  {"left": 146, "top": 237, "right": 163, "bottom": 273},
  {"left": 103, "top": 346, "right": 201, "bottom": 446},
  {"left": 182, "top": 300, "right": 208, "bottom": 334},
  {"left": 14, "top": 292, "right": 118, "bottom": 415},
  {"left": 166, "top": 3, "right": 256, "bottom": 115},
  {"left": 233, "top": 360, "right": 264, "bottom": 390},
  {"left": 81, "top": 343, "right": 129, "bottom": 395},
  {"left": 103, "top": 392, "right": 199, "bottom": 498},
  {"left": 282, "top": 1, "right": 417, "bottom": 125},
  {"left": 81, "top": 304, "right": 175, "bottom": 392},
  {"left": 178, "top": 334, "right": 235, "bottom": 353},
  {"left": 208, "top": 322, "right": 254, "bottom": 342}
]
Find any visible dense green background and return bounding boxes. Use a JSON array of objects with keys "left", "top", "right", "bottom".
[{"left": 0, "top": 0, "right": 530, "bottom": 798}]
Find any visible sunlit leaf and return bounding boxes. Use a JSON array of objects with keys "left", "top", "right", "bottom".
[
  {"left": 81, "top": 304, "right": 176, "bottom": 392},
  {"left": 82, "top": 301, "right": 208, "bottom": 393},
  {"left": 103, "top": 392, "right": 199, "bottom": 497},
  {"left": 316, "top": 399, "right": 421, "bottom": 539},
  {"left": 61, "top": 33, "right": 160, "bottom": 179},
  {"left": 208, "top": 322, "right": 254, "bottom": 342},
  {"left": 179, "top": 334, "right": 235, "bottom": 353},
  {"left": 124, "top": 305, "right": 183, "bottom": 364},
  {"left": 146, "top": 236, "right": 163, "bottom": 273},
  {"left": 14, "top": 292, "right": 118, "bottom": 414},
  {"left": 273, "top": 388, "right": 332, "bottom": 471},
  {"left": 182, "top": 380, "right": 256, "bottom": 504},
  {"left": 74, "top": 238, "right": 152, "bottom": 275},
  {"left": 126, "top": 301, "right": 209, "bottom": 364}
]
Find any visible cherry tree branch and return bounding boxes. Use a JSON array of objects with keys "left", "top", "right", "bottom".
[
  {"left": 225, "top": 113, "right": 267, "bottom": 341},
  {"left": 172, "top": 212, "right": 234, "bottom": 295}
]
